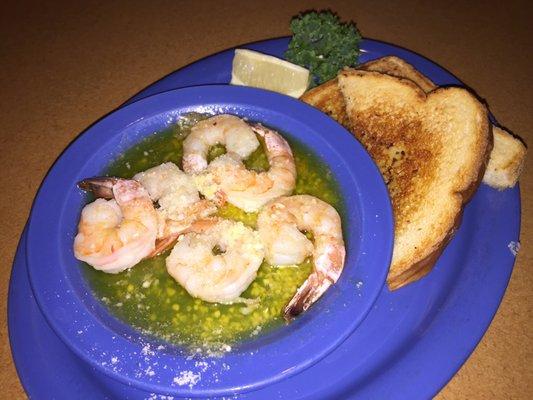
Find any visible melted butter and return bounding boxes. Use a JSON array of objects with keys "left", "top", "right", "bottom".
[{"left": 83, "top": 113, "right": 343, "bottom": 349}]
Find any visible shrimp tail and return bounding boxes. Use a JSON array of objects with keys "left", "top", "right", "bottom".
[
  {"left": 149, "top": 234, "right": 180, "bottom": 258},
  {"left": 78, "top": 177, "right": 121, "bottom": 199},
  {"left": 251, "top": 123, "right": 293, "bottom": 156},
  {"left": 283, "top": 272, "right": 334, "bottom": 321},
  {"left": 151, "top": 217, "right": 220, "bottom": 257},
  {"left": 186, "top": 217, "right": 220, "bottom": 233},
  {"left": 250, "top": 123, "right": 266, "bottom": 137}
]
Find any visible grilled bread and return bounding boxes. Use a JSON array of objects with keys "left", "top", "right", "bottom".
[
  {"left": 301, "top": 56, "right": 526, "bottom": 189},
  {"left": 337, "top": 70, "right": 491, "bottom": 289},
  {"left": 359, "top": 56, "right": 526, "bottom": 189}
]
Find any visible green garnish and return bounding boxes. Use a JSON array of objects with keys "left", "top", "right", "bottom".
[{"left": 285, "top": 10, "right": 362, "bottom": 86}]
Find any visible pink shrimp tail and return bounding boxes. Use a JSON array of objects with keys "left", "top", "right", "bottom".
[
  {"left": 284, "top": 243, "right": 345, "bottom": 321},
  {"left": 149, "top": 234, "right": 180, "bottom": 258},
  {"left": 147, "top": 217, "right": 220, "bottom": 257},
  {"left": 251, "top": 123, "right": 294, "bottom": 156},
  {"left": 78, "top": 177, "right": 121, "bottom": 198},
  {"left": 283, "top": 273, "right": 335, "bottom": 321}
]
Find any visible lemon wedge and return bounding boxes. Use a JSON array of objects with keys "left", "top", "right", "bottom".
[{"left": 231, "top": 49, "right": 310, "bottom": 98}]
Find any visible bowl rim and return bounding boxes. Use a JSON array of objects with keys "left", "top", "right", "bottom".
[{"left": 26, "top": 84, "right": 393, "bottom": 396}]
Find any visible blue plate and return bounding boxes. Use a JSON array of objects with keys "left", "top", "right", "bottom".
[{"left": 9, "top": 38, "right": 520, "bottom": 399}]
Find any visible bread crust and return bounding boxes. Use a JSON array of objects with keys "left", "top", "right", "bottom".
[
  {"left": 483, "top": 126, "right": 527, "bottom": 189},
  {"left": 359, "top": 55, "right": 437, "bottom": 92}
]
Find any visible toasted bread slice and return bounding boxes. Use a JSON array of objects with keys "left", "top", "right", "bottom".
[
  {"left": 358, "top": 56, "right": 527, "bottom": 189},
  {"left": 301, "top": 57, "right": 526, "bottom": 190},
  {"left": 337, "top": 70, "right": 491, "bottom": 289}
]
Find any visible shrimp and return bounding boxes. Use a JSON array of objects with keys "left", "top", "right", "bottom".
[
  {"left": 194, "top": 123, "right": 297, "bottom": 212},
  {"left": 73, "top": 178, "right": 158, "bottom": 273},
  {"left": 166, "top": 218, "right": 265, "bottom": 303},
  {"left": 133, "top": 162, "right": 218, "bottom": 253},
  {"left": 257, "top": 195, "right": 345, "bottom": 320},
  {"left": 182, "top": 114, "right": 260, "bottom": 174}
]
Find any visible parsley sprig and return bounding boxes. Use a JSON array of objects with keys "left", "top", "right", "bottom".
[{"left": 285, "top": 11, "right": 362, "bottom": 86}]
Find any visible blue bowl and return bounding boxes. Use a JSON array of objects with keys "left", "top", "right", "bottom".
[{"left": 26, "top": 85, "right": 393, "bottom": 397}]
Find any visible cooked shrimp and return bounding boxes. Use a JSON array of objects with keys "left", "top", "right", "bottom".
[
  {"left": 257, "top": 195, "right": 345, "bottom": 320},
  {"left": 194, "top": 123, "right": 296, "bottom": 212},
  {"left": 166, "top": 218, "right": 265, "bottom": 303},
  {"left": 133, "top": 162, "right": 218, "bottom": 253},
  {"left": 73, "top": 178, "right": 158, "bottom": 273},
  {"left": 182, "top": 114, "right": 260, "bottom": 174}
]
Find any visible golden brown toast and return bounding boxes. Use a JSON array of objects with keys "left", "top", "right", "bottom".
[
  {"left": 359, "top": 56, "right": 526, "bottom": 189},
  {"left": 337, "top": 70, "right": 491, "bottom": 289},
  {"left": 301, "top": 56, "right": 526, "bottom": 190}
]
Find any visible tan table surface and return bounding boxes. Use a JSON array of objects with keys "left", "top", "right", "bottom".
[{"left": 1, "top": 1, "right": 531, "bottom": 398}]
